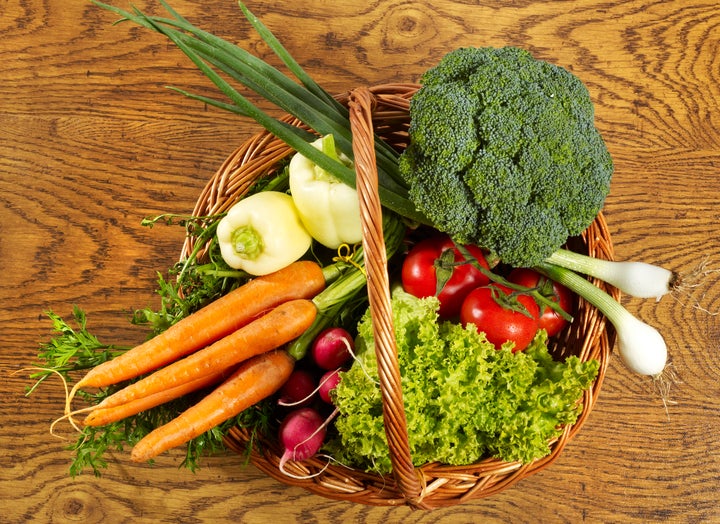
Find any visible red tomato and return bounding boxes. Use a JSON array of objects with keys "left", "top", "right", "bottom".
[
  {"left": 460, "top": 284, "right": 540, "bottom": 352},
  {"left": 401, "top": 234, "right": 490, "bottom": 319},
  {"left": 507, "top": 268, "right": 574, "bottom": 337}
]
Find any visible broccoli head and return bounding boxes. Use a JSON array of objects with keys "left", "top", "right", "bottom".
[{"left": 399, "top": 46, "right": 613, "bottom": 267}]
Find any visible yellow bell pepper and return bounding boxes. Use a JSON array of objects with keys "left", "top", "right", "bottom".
[
  {"left": 216, "top": 191, "right": 312, "bottom": 276},
  {"left": 288, "top": 135, "right": 362, "bottom": 249}
]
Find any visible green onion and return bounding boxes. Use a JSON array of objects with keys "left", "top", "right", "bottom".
[
  {"left": 545, "top": 248, "right": 677, "bottom": 300},
  {"left": 537, "top": 261, "right": 668, "bottom": 377},
  {"left": 91, "top": 0, "right": 426, "bottom": 224}
]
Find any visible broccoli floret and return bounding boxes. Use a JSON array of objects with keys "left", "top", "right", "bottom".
[{"left": 399, "top": 46, "right": 613, "bottom": 267}]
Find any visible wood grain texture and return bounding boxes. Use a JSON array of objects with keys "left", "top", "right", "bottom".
[{"left": 1, "top": 0, "right": 718, "bottom": 522}]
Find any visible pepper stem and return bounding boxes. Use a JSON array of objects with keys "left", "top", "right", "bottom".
[{"left": 231, "top": 225, "right": 264, "bottom": 260}]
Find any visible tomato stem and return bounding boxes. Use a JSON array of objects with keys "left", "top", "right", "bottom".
[{"left": 453, "top": 243, "right": 574, "bottom": 322}]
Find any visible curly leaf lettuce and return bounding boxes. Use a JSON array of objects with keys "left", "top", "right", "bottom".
[{"left": 327, "top": 288, "right": 599, "bottom": 473}]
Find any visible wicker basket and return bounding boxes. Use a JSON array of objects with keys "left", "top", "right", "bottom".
[{"left": 182, "top": 84, "right": 619, "bottom": 509}]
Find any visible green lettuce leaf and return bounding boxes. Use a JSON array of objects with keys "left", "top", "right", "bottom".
[{"left": 327, "top": 288, "right": 599, "bottom": 473}]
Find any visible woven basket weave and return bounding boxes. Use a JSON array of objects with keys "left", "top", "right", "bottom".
[{"left": 182, "top": 84, "right": 619, "bottom": 509}]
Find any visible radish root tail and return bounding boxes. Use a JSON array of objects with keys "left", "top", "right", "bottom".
[
  {"left": 279, "top": 408, "right": 339, "bottom": 479},
  {"left": 277, "top": 369, "right": 342, "bottom": 408},
  {"left": 344, "top": 337, "right": 379, "bottom": 386},
  {"left": 278, "top": 456, "right": 331, "bottom": 480}
]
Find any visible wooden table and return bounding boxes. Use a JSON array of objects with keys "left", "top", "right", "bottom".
[{"left": 2, "top": 1, "right": 718, "bottom": 522}]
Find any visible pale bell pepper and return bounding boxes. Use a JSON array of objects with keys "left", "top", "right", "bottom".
[
  {"left": 216, "top": 191, "right": 312, "bottom": 276},
  {"left": 288, "top": 135, "right": 362, "bottom": 249}
]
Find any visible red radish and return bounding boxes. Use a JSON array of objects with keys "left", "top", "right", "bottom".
[
  {"left": 277, "top": 369, "right": 316, "bottom": 407},
  {"left": 311, "top": 327, "right": 354, "bottom": 370},
  {"left": 278, "top": 407, "right": 327, "bottom": 471},
  {"left": 318, "top": 369, "right": 341, "bottom": 404}
]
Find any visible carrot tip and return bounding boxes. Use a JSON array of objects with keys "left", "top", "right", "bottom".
[{"left": 22, "top": 366, "right": 88, "bottom": 436}]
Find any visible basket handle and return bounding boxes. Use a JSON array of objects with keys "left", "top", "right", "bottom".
[{"left": 348, "top": 87, "right": 425, "bottom": 506}]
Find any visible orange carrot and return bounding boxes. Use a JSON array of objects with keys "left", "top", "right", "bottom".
[
  {"left": 131, "top": 349, "right": 295, "bottom": 462},
  {"left": 94, "top": 298, "right": 316, "bottom": 411},
  {"left": 83, "top": 368, "right": 231, "bottom": 427},
  {"left": 74, "top": 260, "right": 324, "bottom": 391}
]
